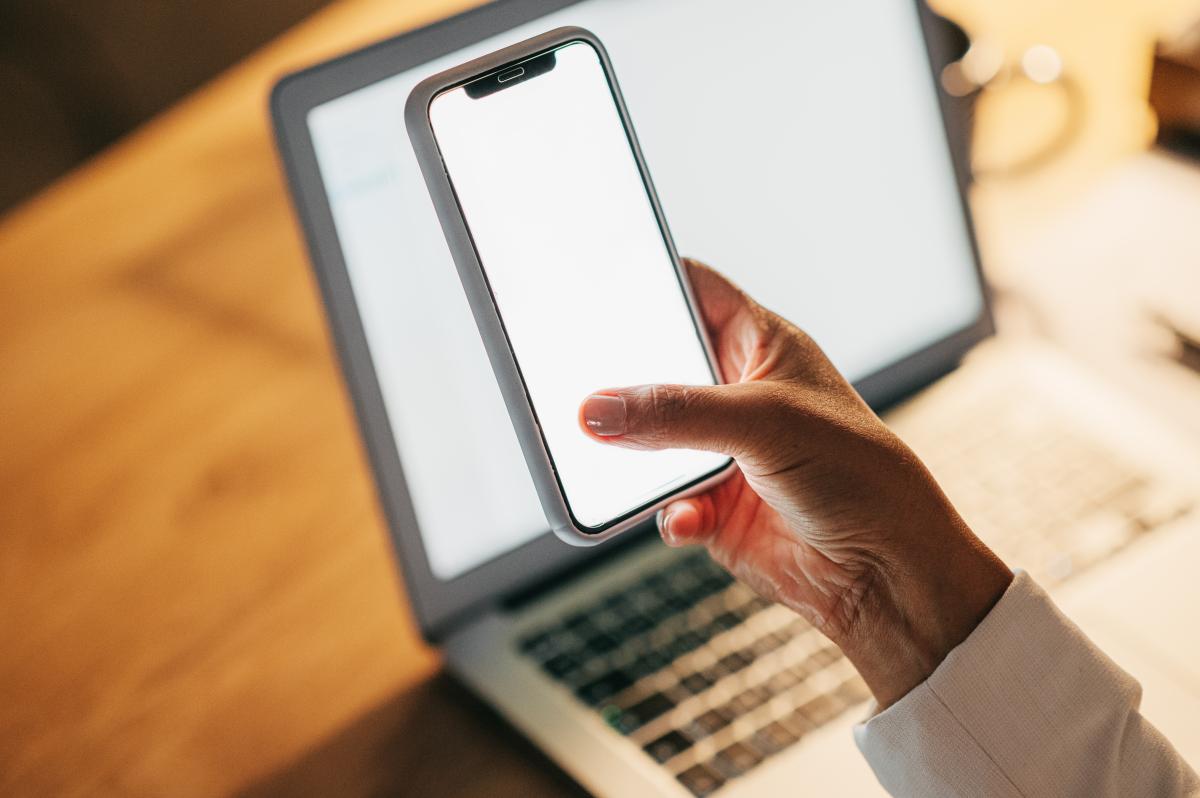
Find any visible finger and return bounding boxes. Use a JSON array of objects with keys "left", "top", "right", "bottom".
[
  {"left": 657, "top": 494, "right": 718, "bottom": 546},
  {"left": 579, "top": 381, "right": 782, "bottom": 457},
  {"left": 681, "top": 258, "right": 753, "bottom": 333}
]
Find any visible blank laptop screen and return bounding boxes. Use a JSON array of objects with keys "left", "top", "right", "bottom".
[{"left": 307, "top": 0, "right": 983, "bottom": 580}]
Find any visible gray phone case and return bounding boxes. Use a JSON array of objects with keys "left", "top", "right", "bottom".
[{"left": 404, "top": 26, "right": 734, "bottom": 546}]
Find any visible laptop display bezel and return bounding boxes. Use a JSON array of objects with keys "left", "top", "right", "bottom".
[{"left": 269, "top": 0, "right": 993, "bottom": 641}]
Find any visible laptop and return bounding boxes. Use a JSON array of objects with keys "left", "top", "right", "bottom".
[{"left": 270, "top": 1, "right": 1200, "bottom": 794}]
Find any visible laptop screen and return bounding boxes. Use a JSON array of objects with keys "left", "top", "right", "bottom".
[{"left": 306, "top": 0, "right": 983, "bottom": 581}]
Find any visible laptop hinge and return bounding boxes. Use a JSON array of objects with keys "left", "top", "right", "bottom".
[
  {"left": 423, "top": 521, "right": 658, "bottom": 644},
  {"left": 501, "top": 521, "right": 658, "bottom": 613}
]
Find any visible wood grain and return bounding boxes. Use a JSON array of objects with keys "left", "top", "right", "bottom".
[
  {"left": 0, "top": 0, "right": 1187, "bottom": 795},
  {"left": 0, "top": 2, "right": 479, "bottom": 795}
]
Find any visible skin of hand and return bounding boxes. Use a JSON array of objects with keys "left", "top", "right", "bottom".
[{"left": 579, "top": 259, "right": 1012, "bottom": 709}]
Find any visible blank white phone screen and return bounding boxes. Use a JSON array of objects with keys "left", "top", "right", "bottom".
[{"left": 428, "top": 41, "right": 728, "bottom": 530}]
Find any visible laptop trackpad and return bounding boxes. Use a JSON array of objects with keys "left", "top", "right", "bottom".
[{"left": 1056, "top": 518, "right": 1200, "bottom": 759}]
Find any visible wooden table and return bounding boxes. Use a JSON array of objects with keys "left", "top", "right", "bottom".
[{"left": 0, "top": 0, "right": 1192, "bottom": 795}]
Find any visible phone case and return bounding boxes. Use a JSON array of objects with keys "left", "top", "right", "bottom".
[{"left": 405, "top": 26, "right": 734, "bottom": 546}]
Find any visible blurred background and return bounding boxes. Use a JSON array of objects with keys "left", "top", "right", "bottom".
[
  {"left": 2, "top": 0, "right": 1198, "bottom": 214},
  {"left": 0, "top": 1, "right": 330, "bottom": 213},
  {"left": 2, "top": 0, "right": 1200, "bottom": 796}
]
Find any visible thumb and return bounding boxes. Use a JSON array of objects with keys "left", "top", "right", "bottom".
[{"left": 579, "top": 382, "right": 780, "bottom": 457}]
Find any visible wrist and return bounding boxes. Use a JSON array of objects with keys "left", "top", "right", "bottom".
[{"left": 834, "top": 515, "right": 1013, "bottom": 709}]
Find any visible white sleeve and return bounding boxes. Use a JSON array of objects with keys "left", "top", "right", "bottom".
[{"left": 853, "top": 570, "right": 1199, "bottom": 797}]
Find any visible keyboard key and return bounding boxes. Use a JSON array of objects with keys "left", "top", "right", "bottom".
[
  {"left": 626, "top": 653, "right": 669, "bottom": 681},
  {"left": 704, "top": 567, "right": 735, "bottom": 587},
  {"left": 644, "top": 729, "right": 693, "bottom": 763},
  {"left": 662, "top": 595, "right": 694, "bottom": 614},
  {"left": 753, "top": 720, "right": 799, "bottom": 755},
  {"left": 790, "top": 661, "right": 818, "bottom": 682},
  {"left": 783, "top": 617, "right": 812, "bottom": 637},
  {"left": 743, "top": 594, "right": 774, "bottom": 614},
  {"left": 681, "top": 672, "right": 712, "bottom": 694},
  {"left": 620, "top": 692, "right": 676, "bottom": 730},
  {"left": 677, "top": 763, "right": 725, "bottom": 797},
  {"left": 798, "top": 693, "right": 843, "bottom": 726},
  {"left": 598, "top": 703, "right": 624, "bottom": 730},
  {"left": 541, "top": 652, "right": 580, "bottom": 679},
  {"left": 718, "top": 650, "right": 752, "bottom": 674},
  {"left": 576, "top": 670, "right": 633, "bottom": 705},
  {"left": 713, "top": 741, "right": 763, "bottom": 778},
  {"left": 584, "top": 632, "right": 620, "bottom": 655},
  {"left": 750, "top": 683, "right": 773, "bottom": 702},
  {"left": 668, "top": 631, "right": 704, "bottom": 658},
  {"left": 630, "top": 592, "right": 672, "bottom": 622},
  {"left": 798, "top": 646, "right": 839, "bottom": 674},
  {"left": 777, "top": 708, "right": 812, "bottom": 738},
  {"left": 563, "top": 612, "right": 592, "bottom": 630},
  {"left": 765, "top": 667, "right": 801, "bottom": 694},
  {"left": 749, "top": 633, "right": 783, "bottom": 658},
  {"left": 664, "top": 683, "right": 693, "bottom": 705},
  {"left": 691, "top": 619, "right": 727, "bottom": 645},
  {"left": 519, "top": 630, "right": 555, "bottom": 659},
  {"left": 601, "top": 592, "right": 634, "bottom": 613},
  {"left": 693, "top": 707, "right": 733, "bottom": 735},
  {"left": 644, "top": 573, "right": 673, "bottom": 595},
  {"left": 686, "top": 584, "right": 721, "bottom": 606},
  {"left": 577, "top": 655, "right": 610, "bottom": 680},
  {"left": 617, "top": 614, "right": 654, "bottom": 638},
  {"left": 644, "top": 601, "right": 681, "bottom": 624},
  {"left": 836, "top": 676, "right": 872, "bottom": 705},
  {"left": 1132, "top": 486, "right": 1192, "bottom": 530},
  {"left": 698, "top": 662, "right": 729, "bottom": 684},
  {"left": 667, "top": 569, "right": 703, "bottom": 595},
  {"left": 628, "top": 585, "right": 660, "bottom": 607},
  {"left": 728, "top": 688, "right": 768, "bottom": 715},
  {"left": 609, "top": 711, "right": 643, "bottom": 736},
  {"left": 712, "top": 611, "right": 742, "bottom": 631},
  {"left": 565, "top": 621, "right": 600, "bottom": 646},
  {"left": 769, "top": 630, "right": 794, "bottom": 647},
  {"left": 811, "top": 646, "right": 841, "bottom": 667},
  {"left": 591, "top": 608, "right": 627, "bottom": 633}
]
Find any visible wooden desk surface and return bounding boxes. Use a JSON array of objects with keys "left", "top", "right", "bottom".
[{"left": 0, "top": 0, "right": 1193, "bottom": 795}]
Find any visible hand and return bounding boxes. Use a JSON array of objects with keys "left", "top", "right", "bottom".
[{"left": 579, "top": 259, "right": 1011, "bottom": 708}]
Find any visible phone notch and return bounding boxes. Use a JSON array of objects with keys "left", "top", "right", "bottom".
[{"left": 465, "top": 50, "right": 557, "bottom": 99}]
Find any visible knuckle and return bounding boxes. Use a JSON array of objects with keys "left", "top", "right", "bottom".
[{"left": 648, "top": 384, "right": 691, "bottom": 430}]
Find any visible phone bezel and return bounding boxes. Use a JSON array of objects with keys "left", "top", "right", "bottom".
[{"left": 406, "top": 28, "right": 735, "bottom": 543}]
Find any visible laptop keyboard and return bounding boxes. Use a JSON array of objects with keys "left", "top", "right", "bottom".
[
  {"left": 518, "top": 551, "right": 868, "bottom": 796},
  {"left": 517, "top": 395, "right": 1194, "bottom": 797},
  {"left": 906, "top": 395, "right": 1195, "bottom": 588}
]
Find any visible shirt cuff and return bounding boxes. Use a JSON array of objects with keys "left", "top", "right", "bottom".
[{"left": 852, "top": 569, "right": 1142, "bottom": 796}]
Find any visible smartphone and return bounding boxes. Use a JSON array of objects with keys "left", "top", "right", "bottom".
[{"left": 406, "top": 27, "right": 734, "bottom": 545}]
